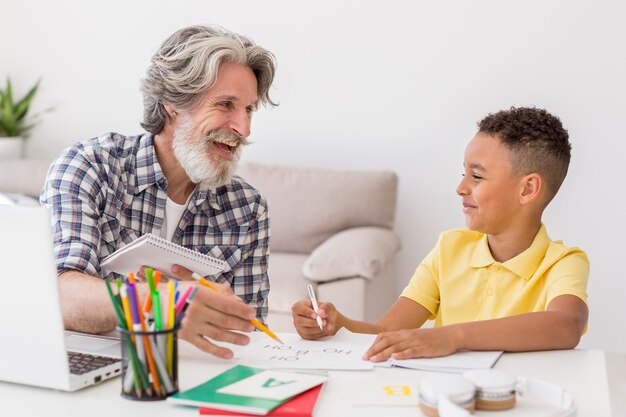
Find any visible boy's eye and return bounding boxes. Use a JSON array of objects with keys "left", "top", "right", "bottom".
[{"left": 462, "top": 173, "right": 483, "bottom": 181}]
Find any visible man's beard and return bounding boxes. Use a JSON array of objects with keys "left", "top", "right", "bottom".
[{"left": 172, "top": 117, "right": 248, "bottom": 187}]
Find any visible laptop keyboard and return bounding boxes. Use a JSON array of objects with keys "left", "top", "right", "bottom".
[{"left": 68, "top": 351, "right": 121, "bottom": 375}]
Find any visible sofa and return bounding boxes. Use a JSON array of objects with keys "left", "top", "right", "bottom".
[{"left": 0, "top": 159, "right": 401, "bottom": 331}]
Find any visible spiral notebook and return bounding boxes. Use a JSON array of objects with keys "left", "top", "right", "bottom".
[{"left": 101, "top": 233, "right": 226, "bottom": 279}]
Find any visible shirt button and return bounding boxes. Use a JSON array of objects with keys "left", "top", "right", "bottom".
[
  {"left": 493, "top": 265, "right": 500, "bottom": 272},
  {"left": 487, "top": 288, "right": 493, "bottom": 296}
]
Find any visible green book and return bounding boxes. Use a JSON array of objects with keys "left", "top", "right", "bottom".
[{"left": 168, "top": 365, "right": 288, "bottom": 415}]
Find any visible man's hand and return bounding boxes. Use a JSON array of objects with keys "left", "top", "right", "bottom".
[
  {"left": 170, "top": 264, "right": 257, "bottom": 359},
  {"left": 363, "top": 326, "right": 458, "bottom": 362},
  {"left": 291, "top": 300, "right": 342, "bottom": 340}
]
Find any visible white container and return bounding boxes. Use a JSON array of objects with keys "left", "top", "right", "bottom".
[{"left": 0, "top": 137, "right": 24, "bottom": 160}]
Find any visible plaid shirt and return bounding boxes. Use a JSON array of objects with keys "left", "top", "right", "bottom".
[{"left": 40, "top": 132, "right": 270, "bottom": 321}]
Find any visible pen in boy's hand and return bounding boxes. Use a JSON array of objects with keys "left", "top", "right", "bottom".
[{"left": 307, "top": 284, "right": 324, "bottom": 331}]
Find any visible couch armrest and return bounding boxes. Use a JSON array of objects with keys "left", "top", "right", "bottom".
[
  {"left": 0, "top": 158, "right": 50, "bottom": 198},
  {"left": 302, "top": 227, "right": 401, "bottom": 283}
]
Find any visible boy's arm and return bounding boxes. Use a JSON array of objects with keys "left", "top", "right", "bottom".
[
  {"left": 292, "top": 296, "right": 431, "bottom": 339},
  {"left": 364, "top": 294, "right": 588, "bottom": 361},
  {"left": 342, "top": 297, "right": 432, "bottom": 333}
]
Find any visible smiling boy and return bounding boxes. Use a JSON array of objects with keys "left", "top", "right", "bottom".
[{"left": 292, "top": 107, "right": 589, "bottom": 361}]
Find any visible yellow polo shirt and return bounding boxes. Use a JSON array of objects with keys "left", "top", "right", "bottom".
[{"left": 401, "top": 225, "right": 589, "bottom": 327}]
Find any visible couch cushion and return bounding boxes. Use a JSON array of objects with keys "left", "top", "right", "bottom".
[
  {"left": 267, "top": 252, "right": 310, "bottom": 313},
  {"left": 303, "top": 227, "right": 401, "bottom": 282},
  {"left": 0, "top": 192, "right": 41, "bottom": 206},
  {"left": 237, "top": 162, "right": 398, "bottom": 253}
]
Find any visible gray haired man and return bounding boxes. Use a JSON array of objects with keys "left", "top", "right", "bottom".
[{"left": 41, "top": 25, "right": 277, "bottom": 358}]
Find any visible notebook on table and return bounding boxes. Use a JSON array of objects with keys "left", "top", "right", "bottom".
[
  {"left": 101, "top": 233, "right": 226, "bottom": 279},
  {"left": 169, "top": 365, "right": 327, "bottom": 416},
  {"left": 0, "top": 205, "right": 122, "bottom": 392},
  {"left": 199, "top": 385, "right": 323, "bottom": 417}
]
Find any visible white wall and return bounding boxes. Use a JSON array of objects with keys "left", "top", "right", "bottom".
[{"left": 3, "top": 0, "right": 625, "bottom": 352}]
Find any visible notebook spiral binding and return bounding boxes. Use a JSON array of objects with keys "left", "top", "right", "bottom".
[{"left": 145, "top": 234, "right": 226, "bottom": 270}]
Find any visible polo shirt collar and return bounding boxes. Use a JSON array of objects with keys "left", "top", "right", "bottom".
[{"left": 470, "top": 224, "right": 550, "bottom": 280}]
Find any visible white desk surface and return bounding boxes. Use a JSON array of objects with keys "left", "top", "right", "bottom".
[{"left": 0, "top": 332, "right": 615, "bottom": 417}]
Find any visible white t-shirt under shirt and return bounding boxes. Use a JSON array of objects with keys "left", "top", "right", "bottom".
[{"left": 159, "top": 195, "right": 192, "bottom": 241}]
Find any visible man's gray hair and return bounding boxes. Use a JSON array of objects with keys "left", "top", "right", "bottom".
[{"left": 140, "top": 25, "right": 277, "bottom": 134}]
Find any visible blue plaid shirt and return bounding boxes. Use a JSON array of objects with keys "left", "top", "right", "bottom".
[{"left": 40, "top": 132, "right": 270, "bottom": 321}]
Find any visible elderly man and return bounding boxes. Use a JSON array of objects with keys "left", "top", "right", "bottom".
[{"left": 40, "top": 25, "right": 277, "bottom": 358}]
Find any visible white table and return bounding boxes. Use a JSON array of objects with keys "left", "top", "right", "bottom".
[{"left": 0, "top": 333, "right": 615, "bottom": 416}]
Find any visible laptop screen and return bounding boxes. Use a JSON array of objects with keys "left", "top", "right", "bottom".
[{"left": 0, "top": 206, "right": 107, "bottom": 390}]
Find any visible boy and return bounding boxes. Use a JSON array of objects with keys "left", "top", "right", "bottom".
[{"left": 291, "top": 107, "right": 589, "bottom": 361}]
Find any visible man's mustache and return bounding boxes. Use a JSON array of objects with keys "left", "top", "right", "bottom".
[{"left": 205, "top": 129, "right": 250, "bottom": 147}]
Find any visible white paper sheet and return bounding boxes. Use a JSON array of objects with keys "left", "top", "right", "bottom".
[
  {"left": 235, "top": 334, "right": 374, "bottom": 370},
  {"left": 386, "top": 350, "right": 503, "bottom": 373}
]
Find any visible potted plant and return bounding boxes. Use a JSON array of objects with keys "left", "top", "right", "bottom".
[{"left": 0, "top": 78, "right": 41, "bottom": 159}]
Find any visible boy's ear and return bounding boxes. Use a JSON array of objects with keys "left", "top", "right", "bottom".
[{"left": 519, "top": 173, "right": 542, "bottom": 205}]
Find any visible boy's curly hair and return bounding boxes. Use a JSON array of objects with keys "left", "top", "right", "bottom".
[{"left": 478, "top": 107, "right": 571, "bottom": 205}]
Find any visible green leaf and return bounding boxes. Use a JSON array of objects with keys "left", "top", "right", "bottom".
[
  {"left": 13, "top": 81, "right": 39, "bottom": 121},
  {"left": 4, "top": 79, "right": 13, "bottom": 105},
  {"left": 0, "top": 77, "right": 48, "bottom": 138}
]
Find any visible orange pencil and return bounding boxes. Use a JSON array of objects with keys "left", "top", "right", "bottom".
[
  {"left": 132, "top": 283, "right": 162, "bottom": 395},
  {"left": 191, "top": 272, "right": 284, "bottom": 344},
  {"left": 143, "top": 270, "right": 162, "bottom": 315}
]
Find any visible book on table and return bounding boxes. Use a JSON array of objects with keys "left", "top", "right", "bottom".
[
  {"left": 198, "top": 385, "right": 323, "bottom": 417},
  {"left": 101, "top": 233, "right": 226, "bottom": 279},
  {"left": 168, "top": 365, "right": 327, "bottom": 416}
]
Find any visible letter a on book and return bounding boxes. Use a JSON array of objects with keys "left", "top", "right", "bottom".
[
  {"left": 262, "top": 378, "right": 296, "bottom": 388},
  {"left": 218, "top": 370, "right": 327, "bottom": 401},
  {"left": 168, "top": 366, "right": 327, "bottom": 415}
]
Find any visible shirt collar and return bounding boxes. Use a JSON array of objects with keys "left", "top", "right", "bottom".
[
  {"left": 194, "top": 182, "right": 221, "bottom": 210},
  {"left": 470, "top": 224, "right": 550, "bottom": 280},
  {"left": 131, "top": 133, "right": 166, "bottom": 195}
]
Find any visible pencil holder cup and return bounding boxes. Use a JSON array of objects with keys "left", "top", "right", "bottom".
[{"left": 117, "top": 325, "right": 179, "bottom": 401}]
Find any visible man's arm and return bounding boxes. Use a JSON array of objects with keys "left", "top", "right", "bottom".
[
  {"left": 364, "top": 294, "right": 588, "bottom": 361},
  {"left": 58, "top": 270, "right": 152, "bottom": 334},
  {"left": 63, "top": 265, "right": 258, "bottom": 359}
]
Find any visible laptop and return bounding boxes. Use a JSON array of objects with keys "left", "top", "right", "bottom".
[{"left": 0, "top": 205, "right": 122, "bottom": 391}]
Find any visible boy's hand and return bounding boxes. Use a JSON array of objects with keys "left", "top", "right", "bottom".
[
  {"left": 291, "top": 300, "right": 341, "bottom": 340},
  {"left": 363, "top": 327, "right": 458, "bottom": 362}
]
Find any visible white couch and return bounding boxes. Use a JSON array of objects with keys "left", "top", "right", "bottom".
[
  {"left": 0, "top": 159, "right": 401, "bottom": 331},
  {"left": 237, "top": 163, "right": 401, "bottom": 331}
]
